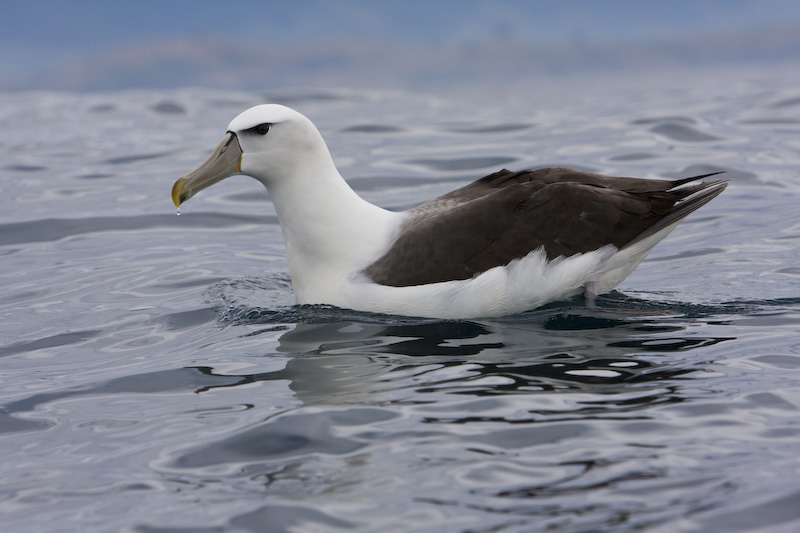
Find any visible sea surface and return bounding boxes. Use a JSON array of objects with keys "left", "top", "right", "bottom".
[{"left": 2, "top": 68, "right": 800, "bottom": 532}]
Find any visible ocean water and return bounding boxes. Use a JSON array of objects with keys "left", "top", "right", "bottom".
[{"left": 2, "top": 68, "right": 800, "bottom": 532}]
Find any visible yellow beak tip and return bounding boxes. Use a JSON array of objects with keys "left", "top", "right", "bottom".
[
  {"left": 171, "top": 178, "right": 186, "bottom": 209},
  {"left": 171, "top": 132, "right": 242, "bottom": 211}
]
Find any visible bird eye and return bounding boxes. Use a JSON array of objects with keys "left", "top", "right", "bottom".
[{"left": 244, "top": 122, "right": 272, "bottom": 135}]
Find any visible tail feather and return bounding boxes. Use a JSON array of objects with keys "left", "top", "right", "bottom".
[
  {"left": 671, "top": 171, "right": 726, "bottom": 189},
  {"left": 627, "top": 174, "right": 728, "bottom": 247}
]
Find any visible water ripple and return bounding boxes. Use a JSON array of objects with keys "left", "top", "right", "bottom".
[{"left": 2, "top": 84, "right": 800, "bottom": 533}]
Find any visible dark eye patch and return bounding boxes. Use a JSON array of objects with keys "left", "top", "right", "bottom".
[{"left": 246, "top": 123, "right": 272, "bottom": 135}]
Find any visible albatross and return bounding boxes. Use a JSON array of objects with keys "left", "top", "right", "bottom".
[{"left": 171, "top": 104, "right": 726, "bottom": 319}]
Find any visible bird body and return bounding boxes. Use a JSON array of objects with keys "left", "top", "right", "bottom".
[{"left": 172, "top": 104, "right": 726, "bottom": 318}]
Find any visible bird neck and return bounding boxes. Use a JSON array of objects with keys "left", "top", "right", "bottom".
[{"left": 264, "top": 162, "right": 400, "bottom": 302}]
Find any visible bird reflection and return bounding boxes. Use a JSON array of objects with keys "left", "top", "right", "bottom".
[{"left": 188, "top": 295, "right": 734, "bottom": 409}]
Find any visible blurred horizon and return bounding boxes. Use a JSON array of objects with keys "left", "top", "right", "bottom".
[{"left": 3, "top": 0, "right": 800, "bottom": 92}]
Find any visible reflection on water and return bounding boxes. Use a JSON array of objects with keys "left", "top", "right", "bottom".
[{"left": 194, "top": 299, "right": 733, "bottom": 408}]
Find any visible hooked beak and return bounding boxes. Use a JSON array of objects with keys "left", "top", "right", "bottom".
[{"left": 171, "top": 132, "right": 243, "bottom": 208}]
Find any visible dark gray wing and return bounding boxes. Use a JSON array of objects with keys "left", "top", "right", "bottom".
[{"left": 363, "top": 168, "right": 726, "bottom": 287}]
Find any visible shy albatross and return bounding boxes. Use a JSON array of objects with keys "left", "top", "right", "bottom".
[{"left": 172, "top": 104, "right": 726, "bottom": 319}]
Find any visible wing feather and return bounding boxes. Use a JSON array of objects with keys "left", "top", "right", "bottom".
[{"left": 363, "top": 168, "right": 726, "bottom": 287}]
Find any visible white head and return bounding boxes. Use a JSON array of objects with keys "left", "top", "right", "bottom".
[{"left": 171, "top": 104, "right": 334, "bottom": 207}]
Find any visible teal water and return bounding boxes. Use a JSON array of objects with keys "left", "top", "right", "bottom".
[{"left": 2, "top": 70, "right": 800, "bottom": 532}]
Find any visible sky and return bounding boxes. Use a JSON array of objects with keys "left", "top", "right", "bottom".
[{"left": 3, "top": 0, "right": 800, "bottom": 91}]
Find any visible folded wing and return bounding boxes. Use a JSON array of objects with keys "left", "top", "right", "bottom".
[{"left": 363, "top": 168, "right": 726, "bottom": 287}]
